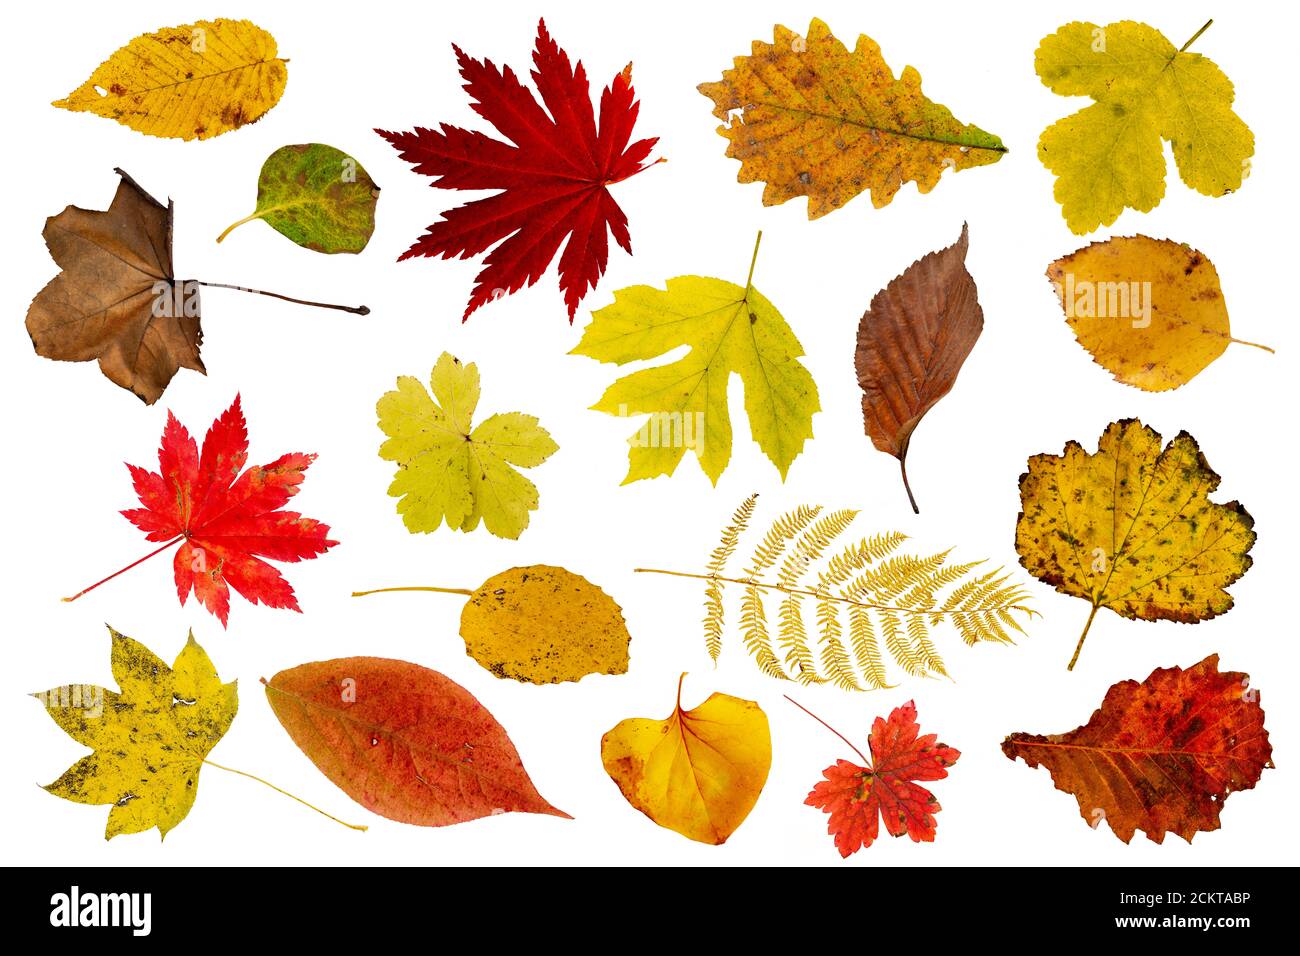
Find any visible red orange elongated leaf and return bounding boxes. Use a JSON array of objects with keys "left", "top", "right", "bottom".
[
  {"left": 854, "top": 224, "right": 983, "bottom": 513},
  {"left": 376, "top": 18, "right": 659, "bottom": 321},
  {"left": 63, "top": 395, "right": 338, "bottom": 626},
  {"left": 265, "top": 657, "right": 569, "bottom": 826},
  {"left": 1003, "top": 655, "right": 1273, "bottom": 844},
  {"left": 796, "top": 697, "right": 959, "bottom": 857}
]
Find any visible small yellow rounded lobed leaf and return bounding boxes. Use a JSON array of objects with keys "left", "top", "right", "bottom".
[
  {"left": 460, "top": 565, "right": 630, "bottom": 684},
  {"left": 1047, "top": 236, "right": 1272, "bottom": 391},
  {"left": 601, "top": 676, "right": 771, "bottom": 845},
  {"left": 54, "top": 18, "right": 287, "bottom": 140}
]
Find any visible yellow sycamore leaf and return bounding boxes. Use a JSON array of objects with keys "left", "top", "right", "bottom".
[
  {"left": 1016, "top": 420, "right": 1255, "bottom": 671},
  {"left": 54, "top": 18, "right": 287, "bottom": 140},
  {"left": 1047, "top": 236, "right": 1273, "bottom": 391},
  {"left": 1036, "top": 20, "right": 1253, "bottom": 234},
  {"left": 377, "top": 352, "right": 558, "bottom": 540},
  {"left": 698, "top": 18, "right": 1006, "bottom": 218},
  {"left": 571, "top": 233, "right": 818, "bottom": 484},
  {"left": 601, "top": 675, "right": 771, "bottom": 845},
  {"left": 34, "top": 627, "right": 237, "bottom": 840}
]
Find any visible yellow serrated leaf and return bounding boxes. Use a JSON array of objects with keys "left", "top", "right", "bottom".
[
  {"left": 601, "top": 675, "right": 771, "bottom": 845},
  {"left": 571, "top": 233, "right": 819, "bottom": 484},
  {"left": 54, "top": 18, "right": 287, "bottom": 140},
  {"left": 377, "top": 352, "right": 558, "bottom": 540},
  {"left": 698, "top": 18, "right": 1006, "bottom": 218}
]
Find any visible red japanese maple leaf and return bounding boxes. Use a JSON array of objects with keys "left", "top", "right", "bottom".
[
  {"left": 792, "top": 698, "right": 960, "bottom": 858},
  {"left": 376, "top": 18, "right": 659, "bottom": 322},
  {"left": 64, "top": 396, "right": 337, "bottom": 626}
]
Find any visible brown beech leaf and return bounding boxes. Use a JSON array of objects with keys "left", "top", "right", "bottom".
[
  {"left": 28, "top": 169, "right": 203, "bottom": 405},
  {"left": 265, "top": 657, "right": 570, "bottom": 826},
  {"left": 1003, "top": 654, "right": 1273, "bottom": 844},
  {"left": 855, "top": 224, "right": 982, "bottom": 512}
]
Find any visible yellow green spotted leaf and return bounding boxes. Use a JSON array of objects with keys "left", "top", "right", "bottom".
[
  {"left": 698, "top": 18, "right": 1006, "bottom": 218},
  {"left": 1036, "top": 20, "right": 1253, "bottom": 234},
  {"left": 217, "top": 144, "right": 380, "bottom": 253},
  {"left": 571, "top": 233, "right": 819, "bottom": 485},
  {"left": 1016, "top": 419, "right": 1255, "bottom": 670},
  {"left": 377, "top": 352, "right": 558, "bottom": 540},
  {"left": 54, "top": 18, "right": 287, "bottom": 140},
  {"left": 34, "top": 627, "right": 237, "bottom": 840}
]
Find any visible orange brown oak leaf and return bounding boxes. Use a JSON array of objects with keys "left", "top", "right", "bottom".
[
  {"left": 265, "top": 657, "right": 569, "bottom": 825},
  {"left": 794, "top": 697, "right": 959, "bottom": 857},
  {"left": 376, "top": 19, "right": 660, "bottom": 321},
  {"left": 63, "top": 396, "right": 337, "bottom": 626},
  {"left": 1003, "top": 655, "right": 1273, "bottom": 844}
]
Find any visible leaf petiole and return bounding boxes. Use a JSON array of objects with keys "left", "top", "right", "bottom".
[
  {"left": 62, "top": 536, "right": 183, "bottom": 604},
  {"left": 204, "top": 758, "right": 367, "bottom": 831},
  {"left": 194, "top": 280, "right": 369, "bottom": 315},
  {"left": 785, "top": 695, "right": 871, "bottom": 766},
  {"left": 351, "top": 585, "right": 474, "bottom": 598}
]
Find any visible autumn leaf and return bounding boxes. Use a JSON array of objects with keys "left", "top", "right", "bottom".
[
  {"left": 376, "top": 18, "right": 659, "bottom": 321},
  {"left": 266, "top": 657, "right": 570, "bottom": 826},
  {"left": 54, "top": 18, "right": 287, "bottom": 140},
  {"left": 855, "top": 224, "right": 983, "bottom": 512},
  {"left": 34, "top": 627, "right": 236, "bottom": 840},
  {"left": 1003, "top": 655, "right": 1273, "bottom": 844},
  {"left": 638, "top": 495, "right": 1036, "bottom": 690},
  {"left": 571, "top": 233, "right": 819, "bottom": 484},
  {"left": 27, "top": 169, "right": 368, "bottom": 403},
  {"left": 217, "top": 144, "right": 380, "bottom": 253},
  {"left": 793, "top": 697, "right": 959, "bottom": 858},
  {"left": 1047, "top": 235, "right": 1273, "bottom": 391},
  {"left": 1036, "top": 19, "right": 1253, "bottom": 234},
  {"left": 698, "top": 19, "right": 1006, "bottom": 218},
  {"left": 377, "top": 352, "right": 557, "bottom": 539},
  {"left": 1016, "top": 419, "right": 1255, "bottom": 670},
  {"left": 63, "top": 395, "right": 338, "bottom": 626},
  {"left": 354, "top": 564, "right": 631, "bottom": 685},
  {"left": 601, "top": 675, "right": 770, "bottom": 845}
]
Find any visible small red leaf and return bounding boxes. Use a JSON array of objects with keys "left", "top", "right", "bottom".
[
  {"left": 376, "top": 18, "right": 659, "bottom": 321},
  {"left": 66, "top": 395, "right": 337, "bottom": 625},
  {"left": 803, "top": 700, "right": 959, "bottom": 857},
  {"left": 265, "top": 657, "right": 569, "bottom": 826}
]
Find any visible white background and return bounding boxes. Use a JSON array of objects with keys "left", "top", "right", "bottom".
[{"left": 4, "top": 0, "right": 1296, "bottom": 867}]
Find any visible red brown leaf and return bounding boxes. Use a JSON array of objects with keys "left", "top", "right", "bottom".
[
  {"left": 265, "top": 657, "right": 569, "bottom": 826},
  {"left": 854, "top": 223, "right": 983, "bottom": 512},
  {"left": 1002, "top": 654, "right": 1273, "bottom": 844},
  {"left": 376, "top": 18, "right": 659, "bottom": 322},
  {"left": 799, "top": 698, "right": 959, "bottom": 857},
  {"left": 65, "top": 395, "right": 337, "bottom": 625}
]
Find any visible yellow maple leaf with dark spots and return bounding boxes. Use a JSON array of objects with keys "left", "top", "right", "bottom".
[
  {"left": 1016, "top": 420, "right": 1255, "bottom": 670},
  {"left": 34, "top": 627, "right": 237, "bottom": 840},
  {"left": 698, "top": 18, "right": 1006, "bottom": 218}
]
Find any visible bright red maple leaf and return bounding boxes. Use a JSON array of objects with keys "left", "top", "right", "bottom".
[
  {"left": 64, "top": 396, "right": 337, "bottom": 626},
  {"left": 376, "top": 18, "right": 659, "bottom": 322},
  {"left": 793, "top": 698, "right": 960, "bottom": 858}
]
